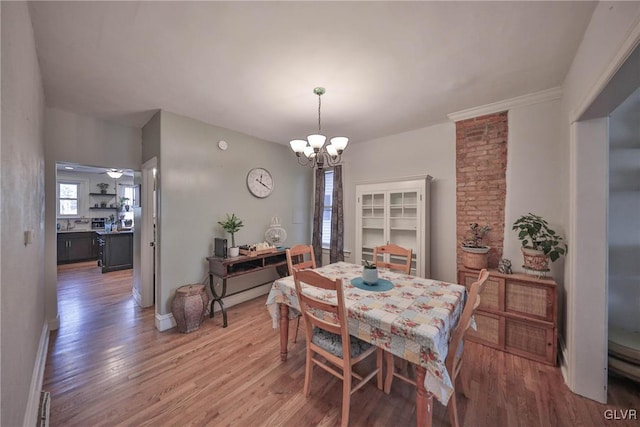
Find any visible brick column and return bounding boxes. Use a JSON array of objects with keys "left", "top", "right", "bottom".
[{"left": 456, "top": 111, "right": 508, "bottom": 269}]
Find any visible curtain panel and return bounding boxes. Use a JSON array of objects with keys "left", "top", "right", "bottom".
[
  {"left": 330, "top": 165, "right": 344, "bottom": 263},
  {"left": 312, "top": 168, "right": 325, "bottom": 267}
]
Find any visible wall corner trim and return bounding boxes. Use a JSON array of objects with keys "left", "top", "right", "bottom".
[
  {"left": 447, "top": 87, "right": 563, "bottom": 122},
  {"left": 23, "top": 323, "right": 50, "bottom": 427}
]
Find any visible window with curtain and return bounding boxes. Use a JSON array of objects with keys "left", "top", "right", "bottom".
[
  {"left": 59, "top": 182, "right": 79, "bottom": 216},
  {"left": 322, "top": 169, "right": 334, "bottom": 247}
]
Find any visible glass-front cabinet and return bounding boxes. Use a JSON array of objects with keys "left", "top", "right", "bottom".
[{"left": 356, "top": 176, "right": 431, "bottom": 277}]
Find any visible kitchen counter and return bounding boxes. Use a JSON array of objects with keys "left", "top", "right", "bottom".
[{"left": 95, "top": 230, "right": 133, "bottom": 235}]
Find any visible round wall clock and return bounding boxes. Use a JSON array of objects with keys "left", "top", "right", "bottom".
[{"left": 247, "top": 167, "right": 274, "bottom": 198}]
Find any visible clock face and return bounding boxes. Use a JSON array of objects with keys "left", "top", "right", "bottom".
[{"left": 247, "top": 168, "right": 274, "bottom": 198}]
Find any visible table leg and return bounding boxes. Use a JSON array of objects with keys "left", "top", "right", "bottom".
[
  {"left": 209, "top": 274, "right": 228, "bottom": 328},
  {"left": 279, "top": 304, "right": 290, "bottom": 361},
  {"left": 415, "top": 366, "right": 433, "bottom": 427}
]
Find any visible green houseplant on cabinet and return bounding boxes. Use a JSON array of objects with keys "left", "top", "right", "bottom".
[
  {"left": 512, "top": 213, "right": 567, "bottom": 273},
  {"left": 461, "top": 223, "right": 491, "bottom": 269},
  {"left": 218, "top": 213, "right": 244, "bottom": 257}
]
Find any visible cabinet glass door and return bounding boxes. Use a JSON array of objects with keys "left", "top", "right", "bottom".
[
  {"left": 360, "top": 192, "right": 386, "bottom": 264},
  {"left": 389, "top": 190, "right": 419, "bottom": 274}
]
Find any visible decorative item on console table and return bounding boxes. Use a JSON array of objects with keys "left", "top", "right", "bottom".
[
  {"left": 461, "top": 223, "right": 491, "bottom": 270},
  {"left": 217, "top": 213, "right": 244, "bottom": 257},
  {"left": 361, "top": 259, "right": 378, "bottom": 284},
  {"left": 512, "top": 213, "right": 567, "bottom": 277}
]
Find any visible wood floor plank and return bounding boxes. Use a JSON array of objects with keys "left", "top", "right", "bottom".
[{"left": 44, "top": 261, "right": 640, "bottom": 426}]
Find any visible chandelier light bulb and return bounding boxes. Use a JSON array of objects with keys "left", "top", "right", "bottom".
[{"left": 290, "top": 139, "right": 307, "bottom": 154}]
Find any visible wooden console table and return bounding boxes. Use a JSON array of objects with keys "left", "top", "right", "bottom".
[{"left": 207, "top": 249, "right": 288, "bottom": 327}]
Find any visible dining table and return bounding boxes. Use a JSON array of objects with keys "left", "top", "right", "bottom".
[{"left": 265, "top": 261, "right": 467, "bottom": 427}]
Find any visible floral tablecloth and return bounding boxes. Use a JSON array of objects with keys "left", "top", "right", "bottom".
[{"left": 265, "top": 261, "right": 466, "bottom": 405}]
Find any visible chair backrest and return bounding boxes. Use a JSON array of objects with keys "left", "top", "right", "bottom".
[
  {"left": 446, "top": 269, "right": 490, "bottom": 370},
  {"left": 293, "top": 269, "right": 349, "bottom": 348},
  {"left": 286, "top": 244, "right": 317, "bottom": 275},
  {"left": 372, "top": 244, "right": 412, "bottom": 274}
]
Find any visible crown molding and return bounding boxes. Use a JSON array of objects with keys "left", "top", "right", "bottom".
[{"left": 447, "top": 87, "right": 563, "bottom": 122}]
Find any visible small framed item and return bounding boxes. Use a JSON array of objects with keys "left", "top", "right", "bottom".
[{"left": 246, "top": 167, "right": 273, "bottom": 198}]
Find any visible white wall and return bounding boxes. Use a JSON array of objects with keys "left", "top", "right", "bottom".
[
  {"left": 561, "top": 0, "right": 640, "bottom": 403},
  {"left": 153, "top": 110, "right": 313, "bottom": 319},
  {"left": 608, "top": 87, "right": 640, "bottom": 332},
  {"left": 504, "top": 99, "right": 565, "bottom": 279},
  {"left": 1, "top": 2, "right": 46, "bottom": 425},
  {"left": 342, "top": 122, "right": 457, "bottom": 283},
  {"left": 44, "top": 108, "right": 141, "bottom": 332}
]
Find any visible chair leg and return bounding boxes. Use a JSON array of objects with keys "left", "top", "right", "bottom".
[
  {"left": 447, "top": 392, "right": 460, "bottom": 427},
  {"left": 384, "top": 351, "right": 394, "bottom": 394},
  {"left": 303, "top": 347, "right": 313, "bottom": 397},
  {"left": 293, "top": 315, "right": 301, "bottom": 343},
  {"left": 341, "top": 367, "right": 352, "bottom": 427},
  {"left": 459, "top": 365, "right": 471, "bottom": 399}
]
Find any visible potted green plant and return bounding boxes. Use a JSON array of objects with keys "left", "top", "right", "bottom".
[
  {"left": 362, "top": 259, "right": 378, "bottom": 285},
  {"left": 97, "top": 182, "right": 109, "bottom": 194},
  {"left": 218, "top": 213, "right": 244, "bottom": 257},
  {"left": 461, "top": 223, "right": 491, "bottom": 269},
  {"left": 119, "top": 196, "right": 130, "bottom": 211},
  {"left": 512, "top": 213, "right": 567, "bottom": 272}
]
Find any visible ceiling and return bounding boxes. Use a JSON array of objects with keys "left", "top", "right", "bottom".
[{"left": 28, "top": 1, "right": 597, "bottom": 146}]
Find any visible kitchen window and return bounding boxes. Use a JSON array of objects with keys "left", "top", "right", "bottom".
[
  {"left": 322, "top": 169, "right": 334, "bottom": 247},
  {"left": 59, "top": 182, "right": 79, "bottom": 216}
]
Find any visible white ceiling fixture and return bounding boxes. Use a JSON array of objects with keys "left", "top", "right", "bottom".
[
  {"left": 106, "top": 169, "right": 123, "bottom": 179},
  {"left": 289, "top": 87, "right": 348, "bottom": 169}
]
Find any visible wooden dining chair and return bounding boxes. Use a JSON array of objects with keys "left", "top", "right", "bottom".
[
  {"left": 372, "top": 244, "right": 412, "bottom": 274},
  {"left": 286, "top": 244, "right": 316, "bottom": 275},
  {"left": 383, "top": 268, "right": 490, "bottom": 427},
  {"left": 286, "top": 245, "right": 317, "bottom": 343},
  {"left": 293, "top": 268, "right": 382, "bottom": 427}
]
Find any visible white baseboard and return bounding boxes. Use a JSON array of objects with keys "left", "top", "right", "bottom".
[
  {"left": 23, "top": 323, "right": 50, "bottom": 427},
  {"left": 47, "top": 313, "right": 60, "bottom": 331},
  {"left": 132, "top": 286, "right": 142, "bottom": 307},
  {"left": 559, "top": 335, "right": 569, "bottom": 384},
  {"left": 155, "top": 312, "right": 176, "bottom": 332}
]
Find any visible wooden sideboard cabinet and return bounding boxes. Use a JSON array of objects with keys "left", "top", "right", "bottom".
[{"left": 458, "top": 268, "right": 558, "bottom": 365}]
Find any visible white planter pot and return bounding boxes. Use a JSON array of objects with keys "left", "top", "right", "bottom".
[
  {"left": 362, "top": 268, "right": 378, "bottom": 285},
  {"left": 228, "top": 247, "right": 240, "bottom": 257}
]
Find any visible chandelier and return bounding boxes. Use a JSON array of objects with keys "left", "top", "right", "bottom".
[{"left": 289, "top": 87, "right": 348, "bottom": 169}]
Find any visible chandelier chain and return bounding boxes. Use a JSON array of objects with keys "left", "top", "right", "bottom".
[{"left": 317, "top": 93, "right": 322, "bottom": 133}]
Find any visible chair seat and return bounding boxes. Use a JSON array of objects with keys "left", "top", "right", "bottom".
[{"left": 312, "top": 328, "right": 373, "bottom": 358}]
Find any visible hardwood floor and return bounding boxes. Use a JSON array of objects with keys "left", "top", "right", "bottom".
[{"left": 44, "top": 261, "right": 639, "bottom": 426}]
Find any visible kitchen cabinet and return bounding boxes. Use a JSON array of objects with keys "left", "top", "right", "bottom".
[
  {"left": 355, "top": 176, "right": 431, "bottom": 277},
  {"left": 57, "top": 231, "right": 98, "bottom": 264},
  {"left": 97, "top": 231, "right": 133, "bottom": 273},
  {"left": 457, "top": 268, "right": 558, "bottom": 365}
]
